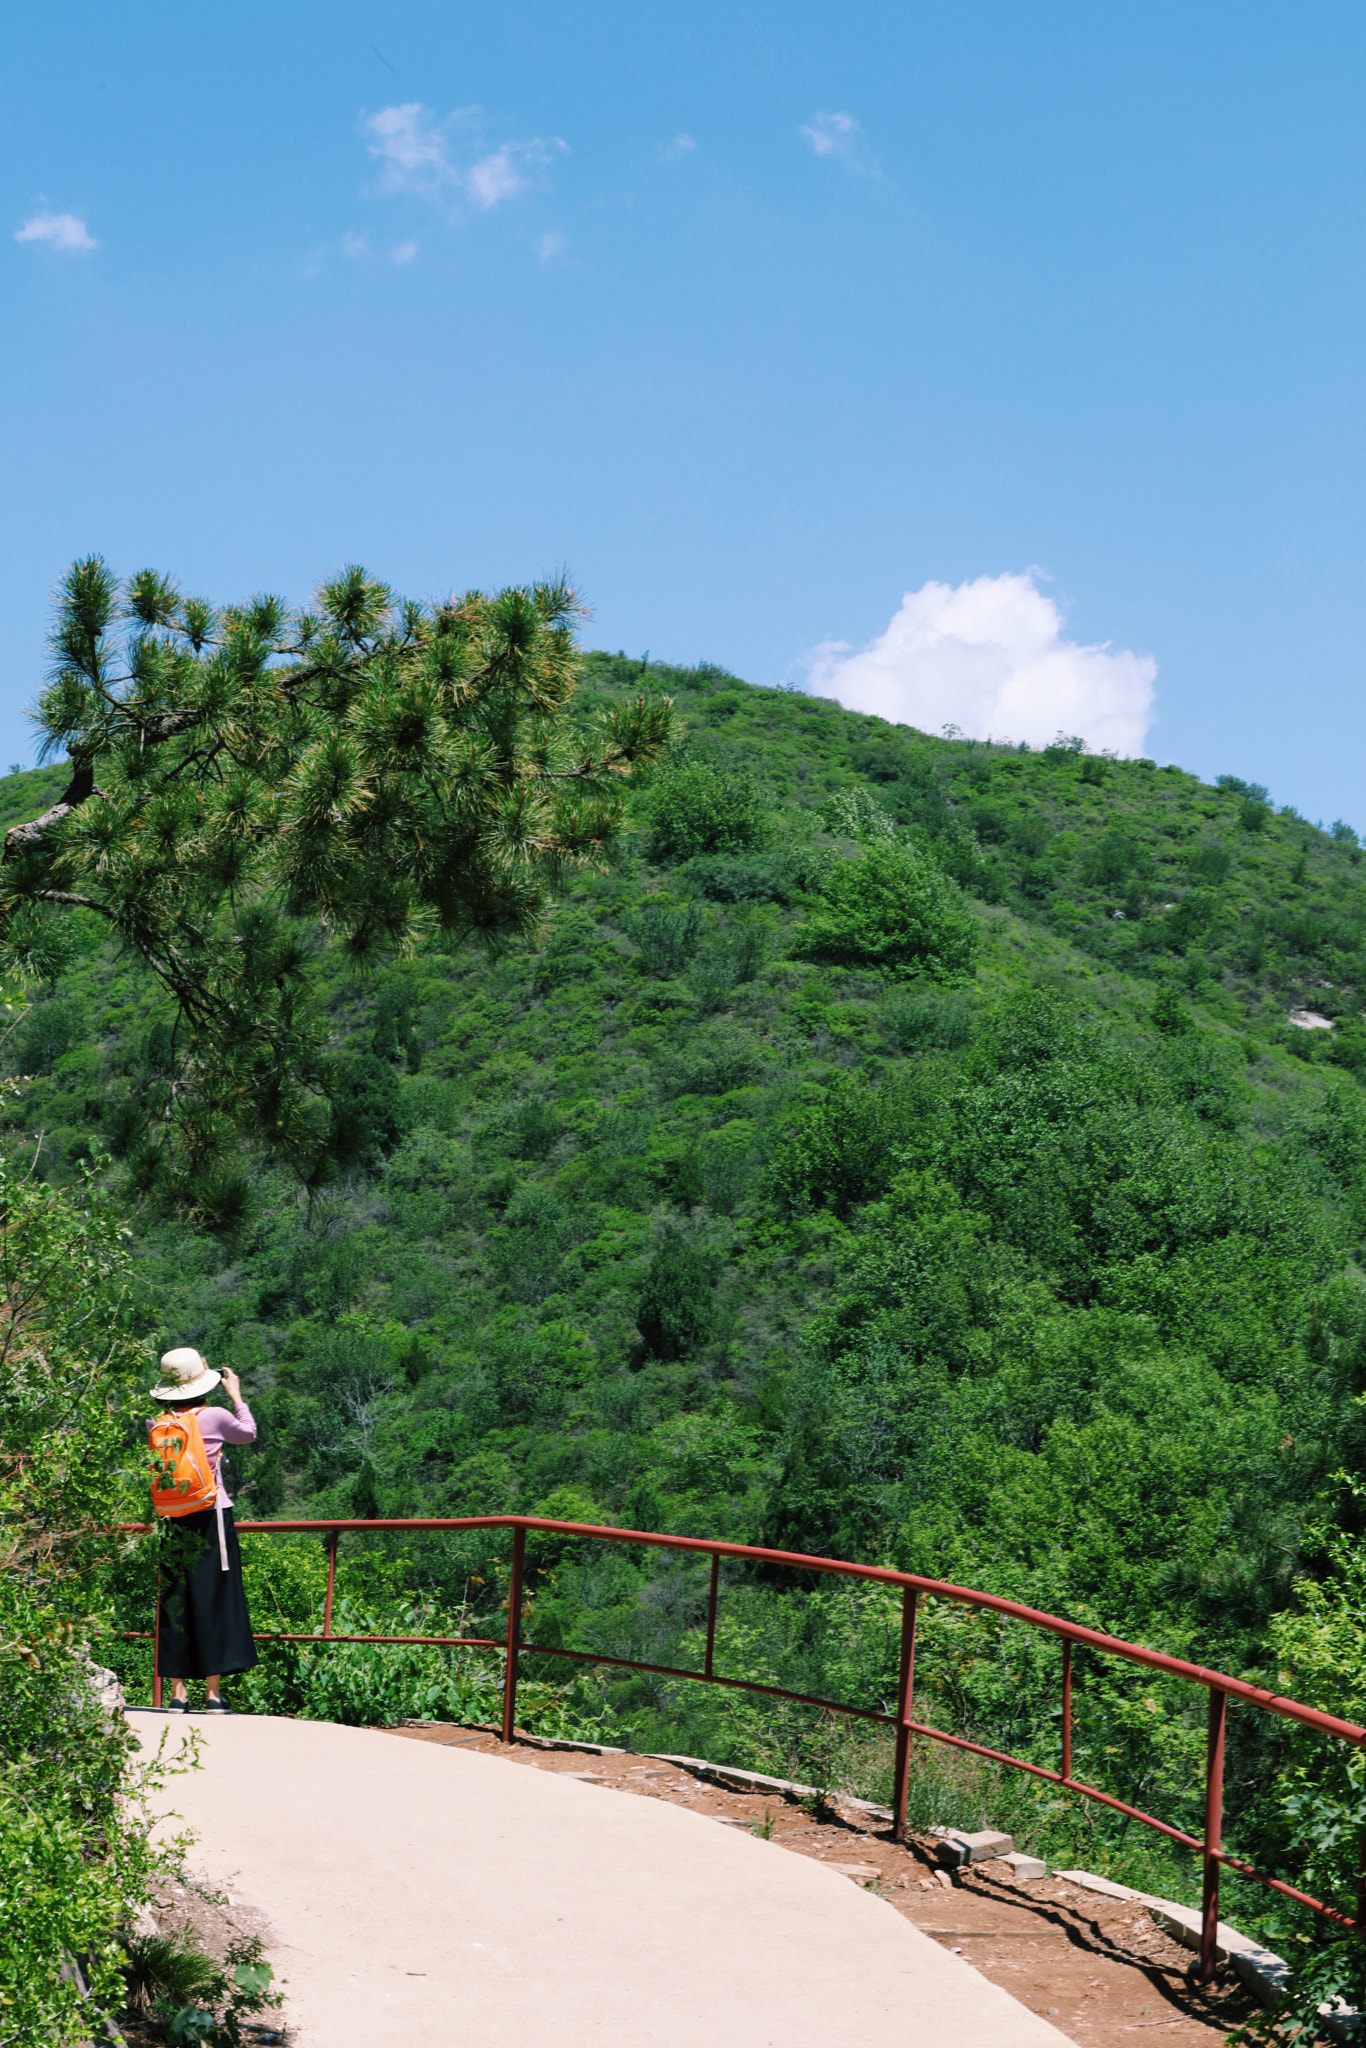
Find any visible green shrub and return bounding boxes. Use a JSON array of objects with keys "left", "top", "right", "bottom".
[
  {"left": 645, "top": 759, "right": 767, "bottom": 862},
  {"left": 881, "top": 987, "right": 974, "bottom": 1051},
  {"left": 1151, "top": 986, "right": 1192, "bottom": 1036},
  {"left": 767, "top": 1075, "right": 913, "bottom": 1218},
  {"left": 513, "top": 1096, "right": 561, "bottom": 1160},
  {"left": 819, "top": 788, "right": 895, "bottom": 841},
  {"left": 235, "top": 1588, "right": 600, "bottom": 1738},
  {"left": 636, "top": 1229, "right": 716, "bottom": 1359},
  {"left": 686, "top": 922, "right": 769, "bottom": 1014},
  {"left": 493, "top": 1182, "right": 570, "bottom": 1302},
  {"left": 0, "top": 1166, "right": 167, "bottom": 2046},
  {"left": 794, "top": 839, "right": 979, "bottom": 981},
  {"left": 680, "top": 852, "right": 798, "bottom": 903},
  {"left": 627, "top": 902, "right": 704, "bottom": 977},
  {"left": 1081, "top": 829, "right": 1145, "bottom": 888},
  {"left": 16, "top": 996, "right": 86, "bottom": 1074},
  {"left": 328, "top": 1049, "right": 402, "bottom": 1164}
]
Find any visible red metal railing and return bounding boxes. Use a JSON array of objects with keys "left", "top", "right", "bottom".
[{"left": 124, "top": 1513, "right": 1366, "bottom": 1983}]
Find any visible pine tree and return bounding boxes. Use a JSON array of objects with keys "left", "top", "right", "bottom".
[{"left": 0, "top": 559, "right": 673, "bottom": 1210}]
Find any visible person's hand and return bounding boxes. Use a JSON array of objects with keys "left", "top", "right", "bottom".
[{"left": 220, "top": 1368, "right": 242, "bottom": 1404}]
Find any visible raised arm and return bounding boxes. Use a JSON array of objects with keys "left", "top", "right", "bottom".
[{"left": 211, "top": 1366, "right": 257, "bottom": 1444}]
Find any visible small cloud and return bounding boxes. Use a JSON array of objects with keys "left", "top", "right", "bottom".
[
  {"left": 800, "top": 111, "right": 865, "bottom": 164},
  {"left": 363, "top": 103, "right": 566, "bottom": 213},
  {"left": 467, "top": 146, "right": 525, "bottom": 210},
  {"left": 391, "top": 240, "right": 419, "bottom": 265},
  {"left": 14, "top": 210, "right": 96, "bottom": 253},
  {"left": 535, "top": 231, "right": 567, "bottom": 263},
  {"left": 805, "top": 573, "right": 1156, "bottom": 756},
  {"left": 366, "top": 102, "right": 455, "bottom": 194}
]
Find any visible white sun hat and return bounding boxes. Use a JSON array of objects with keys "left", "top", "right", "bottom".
[{"left": 149, "top": 1346, "right": 221, "bottom": 1403}]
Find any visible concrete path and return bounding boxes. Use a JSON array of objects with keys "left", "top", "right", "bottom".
[{"left": 132, "top": 1712, "right": 1074, "bottom": 2047}]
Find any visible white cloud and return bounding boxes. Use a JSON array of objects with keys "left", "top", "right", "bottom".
[
  {"left": 467, "top": 146, "right": 525, "bottom": 210},
  {"left": 366, "top": 103, "right": 455, "bottom": 193},
  {"left": 363, "top": 104, "right": 566, "bottom": 213},
  {"left": 801, "top": 111, "right": 863, "bottom": 161},
  {"left": 14, "top": 211, "right": 96, "bottom": 253},
  {"left": 805, "top": 573, "right": 1156, "bottom": 756}
]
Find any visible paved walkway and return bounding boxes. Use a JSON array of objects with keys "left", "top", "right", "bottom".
[{"left": 133, "top": 1713, "right": 1073, "bottom": 2047}]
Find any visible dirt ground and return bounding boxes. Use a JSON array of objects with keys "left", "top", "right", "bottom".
[
  {"left": 117, "top": 1867, "right": 287, "bottom": 2047},
  {"left": 391, "top": 1724, "right": 1259, "bottom": 2047}
]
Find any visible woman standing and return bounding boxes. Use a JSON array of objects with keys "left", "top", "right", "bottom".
[{"left": 149, "top": 1346, "right": 259, "bottom": 1711}]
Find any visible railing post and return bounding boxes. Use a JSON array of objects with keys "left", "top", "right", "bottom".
[
  {"left": 892, "top": 1586, "right": 918, "bottom": 1842},
  {"left": 1061, "top": 1638, "right": 1072, "bottom": 1783},
  {"left": 1199, "top": 1686, "right": 1227, "bottom": 1984},
  {"left": 501, "top": 1525, "right": 526, "bottom": 1744},
  {"left": 704, "top": 1554, "right": 720, "bottom": 1679},
  {"left": 323, "top": 1530, "right": 339, "bottom": 1638}
]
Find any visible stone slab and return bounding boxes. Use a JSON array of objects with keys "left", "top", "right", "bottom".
[{"left": 936, "top": 1829, "right": 1015, "bottom": 1868}]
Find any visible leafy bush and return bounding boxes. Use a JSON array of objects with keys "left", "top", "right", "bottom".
[
  {"left": 1150, "top": 985, "right": 1192, "bottom": 1036},
  {"left": 881, "top": 987, "right": 974, "bottom": 1051},
  {"left": 493, "top": 1182, "right": 570, "bottom": 1302},
  {"left": 819, "top": 788, "right": 895, "bottom": 841},
  {"left": 645, "top": 758, "right": 767, "bottom": 862},
  {"left": 235, "top": 1585, "right": 601, "bottom": 1739},
  {"left": 1081, "top": 829, "right": 1144, "bottom": 888},
  {"left": 328, "top": 1049, "right": 402, "bottom": 1164},
  {"left": 16, "top": 996, "right": 86, "bottom": 1074},
  {"left": 627, "top": 901, "right": 704, "bottom": 977},
  {"left": 680, "top": 851, "right": 799, "bottom": 903},
  {"left": 1186, "top": 842, "right": 1233, "bottom": 885},
  {"left": 513, "top": 1096, "right": 561, "bottom": 1160},
  {"left": 0, "top": 1165, "right": 168, "bottom": 2046},
  {"left": 767, "top": 1075, "right": 914, "bottom": 1218},
  {"left": 794, "top": 839, "right": 979, "bottom": 981},
  {"left": 686, "top": 922, "right": 769, "bottom": 1013},
  {"left": 636, "top": 1229, "right": 716, "bottom": 1359}
]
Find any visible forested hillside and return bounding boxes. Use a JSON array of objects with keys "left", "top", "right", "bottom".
[{"left": 15, "top": 652, "right": 1366, "bottom": 1911}]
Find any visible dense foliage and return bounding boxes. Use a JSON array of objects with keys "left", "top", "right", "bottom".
[
  {"left": 11, "top": 647, "right": 1366, "bottom": 1957},
  {"left": 0, "top": 1161, "right": 162, "bottom": 2046}
]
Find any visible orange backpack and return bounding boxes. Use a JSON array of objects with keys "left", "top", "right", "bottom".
[{"left": 149, "top": 1407, "right": 218, "bottom": 1517}]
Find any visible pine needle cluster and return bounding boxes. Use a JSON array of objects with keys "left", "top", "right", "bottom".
[{"left": 0, "top": 559, "right": 673, "bottom": 1212}]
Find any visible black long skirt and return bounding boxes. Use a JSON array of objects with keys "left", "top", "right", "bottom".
[{"left": 156, "top": 1505, "right": 258, "bottom": 1680}]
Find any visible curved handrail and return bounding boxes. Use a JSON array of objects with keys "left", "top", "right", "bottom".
[{"left": 120, "top": 1511, "right": 1366, "bottom": 1976}]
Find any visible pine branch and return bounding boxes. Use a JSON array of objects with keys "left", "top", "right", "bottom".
[{"left": 2, "top": 767, "right": 107, "bottom": 855}]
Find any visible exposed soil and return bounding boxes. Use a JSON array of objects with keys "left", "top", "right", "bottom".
[
  {"left": 118, "top": 1867, "right": 287, "bottom": 2047},
  {"left": 391, "top": 1724, "right": 1259, "bottom": 2047}
]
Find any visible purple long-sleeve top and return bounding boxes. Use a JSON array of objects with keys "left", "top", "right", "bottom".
[{"left": 194, "top": 1398, "right": 257, "bottom": 1506}]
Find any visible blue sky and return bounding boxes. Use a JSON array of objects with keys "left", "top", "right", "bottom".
[{"left": 4, "top": 2, "right": 1366, "bottom": 822}]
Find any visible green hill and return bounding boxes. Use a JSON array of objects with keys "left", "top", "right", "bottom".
[{"left": 16, "top": 653, "right": 1366, "bottom": 1904}]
